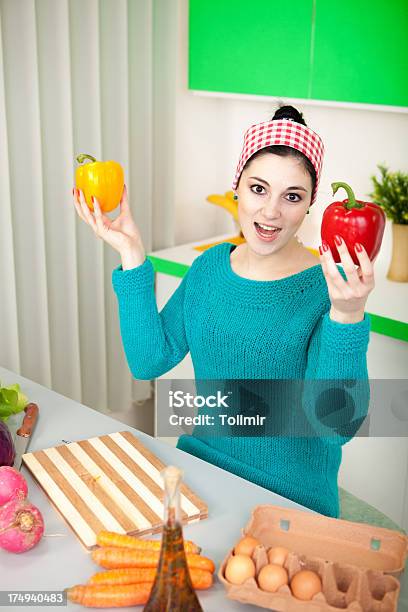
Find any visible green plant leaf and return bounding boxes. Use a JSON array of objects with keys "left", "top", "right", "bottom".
[
  {"left": 0, "top": 404, "right": 13, "bottom": 419},
  {"left": 369, "top": 163, "right": 408, "bottom": 225},
  {"left": 0, "top": 382, "right": 28, "bottom": 421},
  {"left": 0, "top": 389, "right": 18, "bottom": 405}
]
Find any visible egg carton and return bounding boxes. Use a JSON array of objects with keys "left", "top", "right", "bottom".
[{"left": 218, "top": 504, "right": 408, "bottom": 611}]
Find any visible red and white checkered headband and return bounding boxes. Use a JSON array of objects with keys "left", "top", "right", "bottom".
[{"left": 232, "top": 119, "right": 325, "bottom": 205}]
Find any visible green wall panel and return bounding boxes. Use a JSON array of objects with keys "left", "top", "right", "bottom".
[
  {"left": 311, "top": 0, "right": 408, "bottom": 106},
  {"left": 189, "top": 0, "right": 313, "bottom": 98},
  {"left": 189, "top": 0, "right": 408, "bottom": 107}
]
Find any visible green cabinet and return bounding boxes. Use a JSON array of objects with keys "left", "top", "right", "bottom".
[{"left": 189, "top": 0, "right": 408, "bottom": 107}]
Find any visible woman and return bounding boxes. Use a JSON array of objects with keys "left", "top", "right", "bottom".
[{"left": 72, "top": 105, "right": 375, "bottom": 518}]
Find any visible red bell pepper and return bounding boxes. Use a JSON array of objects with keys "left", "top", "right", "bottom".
[{"left": 321, "top": 182, "right": 386, "bottom": 265}]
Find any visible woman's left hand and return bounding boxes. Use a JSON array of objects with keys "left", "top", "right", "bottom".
[{"left": 319, "top": 234, "right": 376, "bottom": 324}]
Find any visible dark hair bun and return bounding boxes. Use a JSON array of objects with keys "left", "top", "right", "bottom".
[{"left": 271, "top": 105, "right": 306, "bottom": 126}]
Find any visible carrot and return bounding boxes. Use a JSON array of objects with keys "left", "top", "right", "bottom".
[
  {"left": 92, "top": 546, "right": 215, "bottom": 574},
  {"left": 88, "top": 567, "right": 213, "bottom": 590},
  {"left": 88, "top": 567, "right": 158, "bottom": 585},
  {"left": 96, "top": 530, "right": 201, "bottom": 554},
  {"left": 186, "top": 553, "right": 216, "bottom": 574},
  {"left": 92, "top": 547, "right": 159, "bottom": 569},
  {"left": 176, "top": 567, "right": 214, "bottom": 589},
  {"left": 65, "top": 583, "right": 152, "bottom": 607}
]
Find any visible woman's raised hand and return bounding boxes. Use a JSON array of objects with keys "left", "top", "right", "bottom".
[
  {"left": 72, "top": 184, "right": 146, "bottom": 268},
  {"left": 318, "top": 234, "right": 376, "bottom": 324}
]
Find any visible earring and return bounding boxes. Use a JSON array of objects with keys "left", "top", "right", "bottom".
[
  {"left": 233, "top": 194, "right": 238, "bottom": 200},
  {"left": 306, "top": 208, "right": 310, "bottom": 214}
]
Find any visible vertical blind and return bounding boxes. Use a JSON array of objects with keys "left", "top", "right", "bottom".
[{"left": 0, "top": 0, "right": 177, "bottom": 417}]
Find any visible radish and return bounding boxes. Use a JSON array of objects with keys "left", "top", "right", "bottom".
[
  {"left": 0, "top": 494, "right": 44, "bottom": 552},
  {"left": 0, "top": 466, "right": 28, "bottom": 506}
]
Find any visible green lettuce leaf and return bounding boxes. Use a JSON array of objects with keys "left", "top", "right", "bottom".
[{"left": 0, "top": 381, "right": 29, "bottom": 422}]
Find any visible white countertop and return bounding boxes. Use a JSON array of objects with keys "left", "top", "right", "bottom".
[
  {"left": 149, "top": 233, "right": 408, "bottom": 325},
  {"left": 1, "top": 366, "right": 407, "bottom": 611}
]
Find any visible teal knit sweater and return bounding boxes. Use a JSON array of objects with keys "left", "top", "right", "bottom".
[{"left": 112, "top": 242, "right": 371, "bottom": 518}]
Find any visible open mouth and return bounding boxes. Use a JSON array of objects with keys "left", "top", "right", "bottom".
[{"left": 254, "top": 222, "right": 282, "bottom": 239}]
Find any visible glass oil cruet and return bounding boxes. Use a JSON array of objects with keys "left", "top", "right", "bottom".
[{"left": 143, "top": 465, "right": 203, "bottom": 611}]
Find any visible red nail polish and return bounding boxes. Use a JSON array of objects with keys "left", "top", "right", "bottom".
[
  {"left": 319, "top": 246, "right": 323, "bottom": 256},
  {"left": 334, "top": 234, "right": 342, "bottom": 247},
  {"left": 355, "top": 242, "right": 363, "bottom": 252},
  {"left": 91, "top": 196, "right": 94, "bottom": 203},
  {"left": 322, "top": 241, "right": 329, "bottom": 252}
]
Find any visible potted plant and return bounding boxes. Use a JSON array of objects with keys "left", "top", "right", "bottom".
[{"left": 369, "top": 164, "right": 408, "bottom": 282}]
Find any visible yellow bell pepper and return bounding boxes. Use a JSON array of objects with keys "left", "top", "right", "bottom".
[{"left": 75, "top": 153, "right": 124, "bottom": 213}]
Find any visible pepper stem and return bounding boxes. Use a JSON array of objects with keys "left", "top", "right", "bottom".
[
  {"left": 76, "top": 153, "right": 97, "bottom": 164},
  {"left": 331, "top": 181, "right": 364, "bottom": 210}
]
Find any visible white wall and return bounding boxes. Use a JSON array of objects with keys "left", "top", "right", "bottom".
[{"left": 174, "top": 0, "right": 408, "bottom": 262}]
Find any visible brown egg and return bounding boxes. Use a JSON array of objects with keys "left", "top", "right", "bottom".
[
  {"left": 257, "top": 563, "right": 289, "bottom": 592},
  {"left": 267, "top": 546, "right": 289, "bottom": 566},
  {"left": 234, "top": 535, "right": 260, "bottom": 557},
  {"left": 290, "top": 569, "right": 322, "bottom": 601},
  {"left": 225, "top": 554, "right": 256, "bottom": 585}
]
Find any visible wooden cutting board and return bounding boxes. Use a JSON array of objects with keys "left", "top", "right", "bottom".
[{"left": 22, "top": 430, "right": 208, "bottom": 549}]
